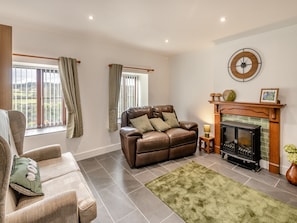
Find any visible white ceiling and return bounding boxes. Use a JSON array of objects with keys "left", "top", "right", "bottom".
[{"left": 1, "top": 0, "right": 297, "bottom": 55}]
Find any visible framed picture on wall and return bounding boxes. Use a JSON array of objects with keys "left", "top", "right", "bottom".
[{"left": 260, "top": 88, "right": 279, "bottom": 104}]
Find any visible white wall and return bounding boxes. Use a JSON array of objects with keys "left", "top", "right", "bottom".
[
  {"left": 169, "top": 24, "right": 297, "bottom": 175},
  {"left": 8, "top": 22, "right": 170, "bottom": 160}
]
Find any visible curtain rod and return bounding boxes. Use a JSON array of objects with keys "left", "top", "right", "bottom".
[
  {"left": 13, "top": 53, "right": 81, "bottom": 64},
  {"left": 108, "top": 64, "right": 154, "bottom": 72}
]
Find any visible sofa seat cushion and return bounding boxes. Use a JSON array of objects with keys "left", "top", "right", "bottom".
[
  {"left": 166, "top": 128, "right": 197, "bottom": 147},
  {"left": 38, "top": 152, "right": 80, "bottom": 183},
  {"left": 136, "top": 131, "right": 169, "bottom": 153},
  {"left": 17, "top": 171, "right": 96, "bottom": 223}
]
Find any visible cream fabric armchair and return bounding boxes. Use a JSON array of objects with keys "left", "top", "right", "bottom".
[{"left": 0, "top": 110, "right": 97, "bottom": 223}]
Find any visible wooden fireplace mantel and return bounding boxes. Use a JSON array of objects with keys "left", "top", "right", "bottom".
[{"left": 209, "top": 101, "right": 286, "bottom": 174}]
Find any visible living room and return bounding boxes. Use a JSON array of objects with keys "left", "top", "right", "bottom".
[{"left": 1, "top": 1, "right": 297, "bottom": 222}]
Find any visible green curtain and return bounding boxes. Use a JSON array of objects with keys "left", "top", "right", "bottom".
[
  {"left": 58, "top": 57, "right": 83, "bottom": 138},
  {"left": 109, "top": 64, "right": 123, "bottom": 132}
]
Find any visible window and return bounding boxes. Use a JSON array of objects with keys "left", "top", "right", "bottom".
[
  {"left": 12, "top": 63, "right": 66, "bottom": 130},
  {"left": 118, "top": 72, "right": 148, "bottom": 118}
]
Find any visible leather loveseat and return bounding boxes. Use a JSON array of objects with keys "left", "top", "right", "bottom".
[
  {"left": 120, "top": 105, "right": 198, "bottom": 168},
  {"left": 0, "top": 109, "right": 97, "bottom": 223}
]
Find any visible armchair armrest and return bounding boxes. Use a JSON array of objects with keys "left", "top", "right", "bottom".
[
  {"left": 179, "top": 121, "right": 198, "bottom": 131},
  {"left": 21, "top": 144, "right": 62, "bottom": 162},
  {"left": 6, "top": 191, "right": 78, "bottom": 223}
]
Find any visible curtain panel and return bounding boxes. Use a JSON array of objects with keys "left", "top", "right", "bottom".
[
  {"left": 58, "top": 57, "right": 83, "bottom": 138},
  {"left": 109, "top": 64, "right": 123, "bottom": 132}
]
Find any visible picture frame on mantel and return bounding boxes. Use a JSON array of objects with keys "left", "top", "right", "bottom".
[{"left": 260, "top": 88, "right": 279, "bottom": 104}]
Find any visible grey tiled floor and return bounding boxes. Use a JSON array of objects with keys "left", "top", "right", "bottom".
[{"left": 78, "top": 149, "right": 297, "bottom": 223}]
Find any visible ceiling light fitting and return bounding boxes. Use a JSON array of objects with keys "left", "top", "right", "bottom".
[{"left": 220, "top": 17, "right": 226, "bottom": 23}]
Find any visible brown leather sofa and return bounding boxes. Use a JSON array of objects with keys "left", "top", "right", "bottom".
[{"left": 120, "top": 105, "right": 198, "bottom": 168}]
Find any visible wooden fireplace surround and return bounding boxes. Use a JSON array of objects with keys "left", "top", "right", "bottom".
[{"left": 209, "top": 101, "right": 286, "bottom": 174}]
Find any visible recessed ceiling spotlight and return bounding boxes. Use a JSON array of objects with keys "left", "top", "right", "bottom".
[
  {"left": 165, "top": 39, "right": 169, "bottom": 43},
  {"left": 88, "top": 15, "right": 94, "bottom": 20},
  {"left": 220, "top": 17, "right": 226, "bottom": 23}
]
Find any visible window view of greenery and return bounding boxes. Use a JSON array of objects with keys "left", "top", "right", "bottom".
[{"left": 12, "top": 64, "right": 65, "bottom": 129}]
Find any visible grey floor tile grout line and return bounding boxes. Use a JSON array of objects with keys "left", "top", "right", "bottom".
[
  {"left": 115, "top": 209, "right": 149, "bottom": 223},
  {"left": 97, "top": 155, "right": 153, "bottom": 223},
  {"left": 160, "top": 212, "right": 177, "bottom": 223},
  {"left": 243, "top": 177, "right": 252, "bottom": 186},
  {"left": 79, "top": 161, "right": 117, "bottom": 223},
  {"left": 274, "top": 179, "right": 281, "bottom": 188},
  {"left": 78, "top": 150, "right": 297, "bottom": 222}
]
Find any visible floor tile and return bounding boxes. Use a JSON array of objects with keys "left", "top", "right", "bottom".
[
  {"left": 134, "top": 170, "right": 157, "bottom": 184},
  {"left": 209, "top": 163, "right": 250, "bottom": 184},
  {"left": 109, "top": 168, "right": 142, "bottom": 193},
  {"left": 245, "top": 178, "right": 295, "bottom": 205},
  {"left": 79, "top": 157, "right": 101, "bottom": 172},
  {"left": 78, "top": 149, "right": 297, "bottom": 223},
  {"left": 161, "top": 213, "right": 185, "bottom": 223},
  {"left": 98, "top": 184, "right": 136, "bottom": 221},
  {"left": 128, "top": 187, "right": 173, "bottom": 223},
  {"left": 117, "top": 209, "right": 149, "bottom": 223},
  {"left": 87, "top": 167, "right": 115, "bottom": 192}
]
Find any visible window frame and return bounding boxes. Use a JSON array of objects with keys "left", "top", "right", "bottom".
[{"left": 12, "top": 62, "right": 66, "bottom": 131}]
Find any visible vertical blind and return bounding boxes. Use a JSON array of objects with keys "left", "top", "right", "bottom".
[{"left": 118, "top": 73, "right": 139, "bottom": 118}]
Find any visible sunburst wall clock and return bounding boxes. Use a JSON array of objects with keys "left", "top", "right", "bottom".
[{"left": 227, "top": 48, "right": 262, "bottom": 82}]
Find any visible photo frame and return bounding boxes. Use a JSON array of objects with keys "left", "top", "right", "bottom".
[{"left": 260, "top": 88, "right": 279, "bottom": 104}]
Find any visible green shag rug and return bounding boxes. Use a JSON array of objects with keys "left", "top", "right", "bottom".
[{"left": 145, "top": 161, "right": 297, "bottom": 223}]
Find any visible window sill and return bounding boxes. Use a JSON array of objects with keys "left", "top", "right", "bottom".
[{"left": 25, "top": 126, "right": 66, "bottom": 137}]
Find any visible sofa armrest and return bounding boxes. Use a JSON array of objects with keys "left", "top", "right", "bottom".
[
  {"left": 120, "top": 127, "right": 142, "bottom": 168},
  {"left": 179, "top": 121, "right": 198, "bottom": 131},
  {"left": 6, "top": 191, "right": 78, "bottom": 223},
  {"left": 21, "top": 144, "right": 62, "bottom": 162},
  {"left": 120, "top": 126, "right": 142, "bottom": 137}
]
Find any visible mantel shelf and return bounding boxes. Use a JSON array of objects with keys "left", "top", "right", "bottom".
[
  {"left": 208, "top": 101, "right": 286, "bottom": 109},
  {"left": 209, "top": 100, "right": 286, "bottom": 174}
]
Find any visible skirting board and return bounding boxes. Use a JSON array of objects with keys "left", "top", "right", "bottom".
[{"left": 74, "top": 143, "right": 121, "bottom": 161}]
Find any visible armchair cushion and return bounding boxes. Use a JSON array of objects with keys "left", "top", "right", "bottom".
[
  {"left": 162, "top": 112, "right": 180, "bottom": 128},
  {"left": 17, "top": 171, "right": 96, "bottom": 223},
  {"left": 10, "top": 156, "right": 43, "bottom": 196},
  {"left": 38, "top": 152, "right": 80, "bottom": 183},
  {"left": 130, "top": 114, "right": 154, "bottom": 133},
  {"left": 149, "top": 118, "right": 171, "bottom": 132}
]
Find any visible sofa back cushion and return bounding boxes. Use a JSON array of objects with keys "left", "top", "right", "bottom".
[
  {"left": 130, "top": 114, "right": 154, "bottom": 133},
  {"left": 125, "top": 106, "right": 153, "bottom": 127},
  {"left": 152, "top": 105, "right": 175, "bottom": 119}
]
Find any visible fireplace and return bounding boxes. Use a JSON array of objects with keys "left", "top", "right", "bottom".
[
  {"left": 220, "top": 121, "right": 261, "bottom": 171},
  {"left": 209, "top": 101, "right": 285, "bottom": 174}
]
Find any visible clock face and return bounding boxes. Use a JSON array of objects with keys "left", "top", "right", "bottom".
[{"left": 228, "top": 48, "right": 262, "bottom": 82}]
